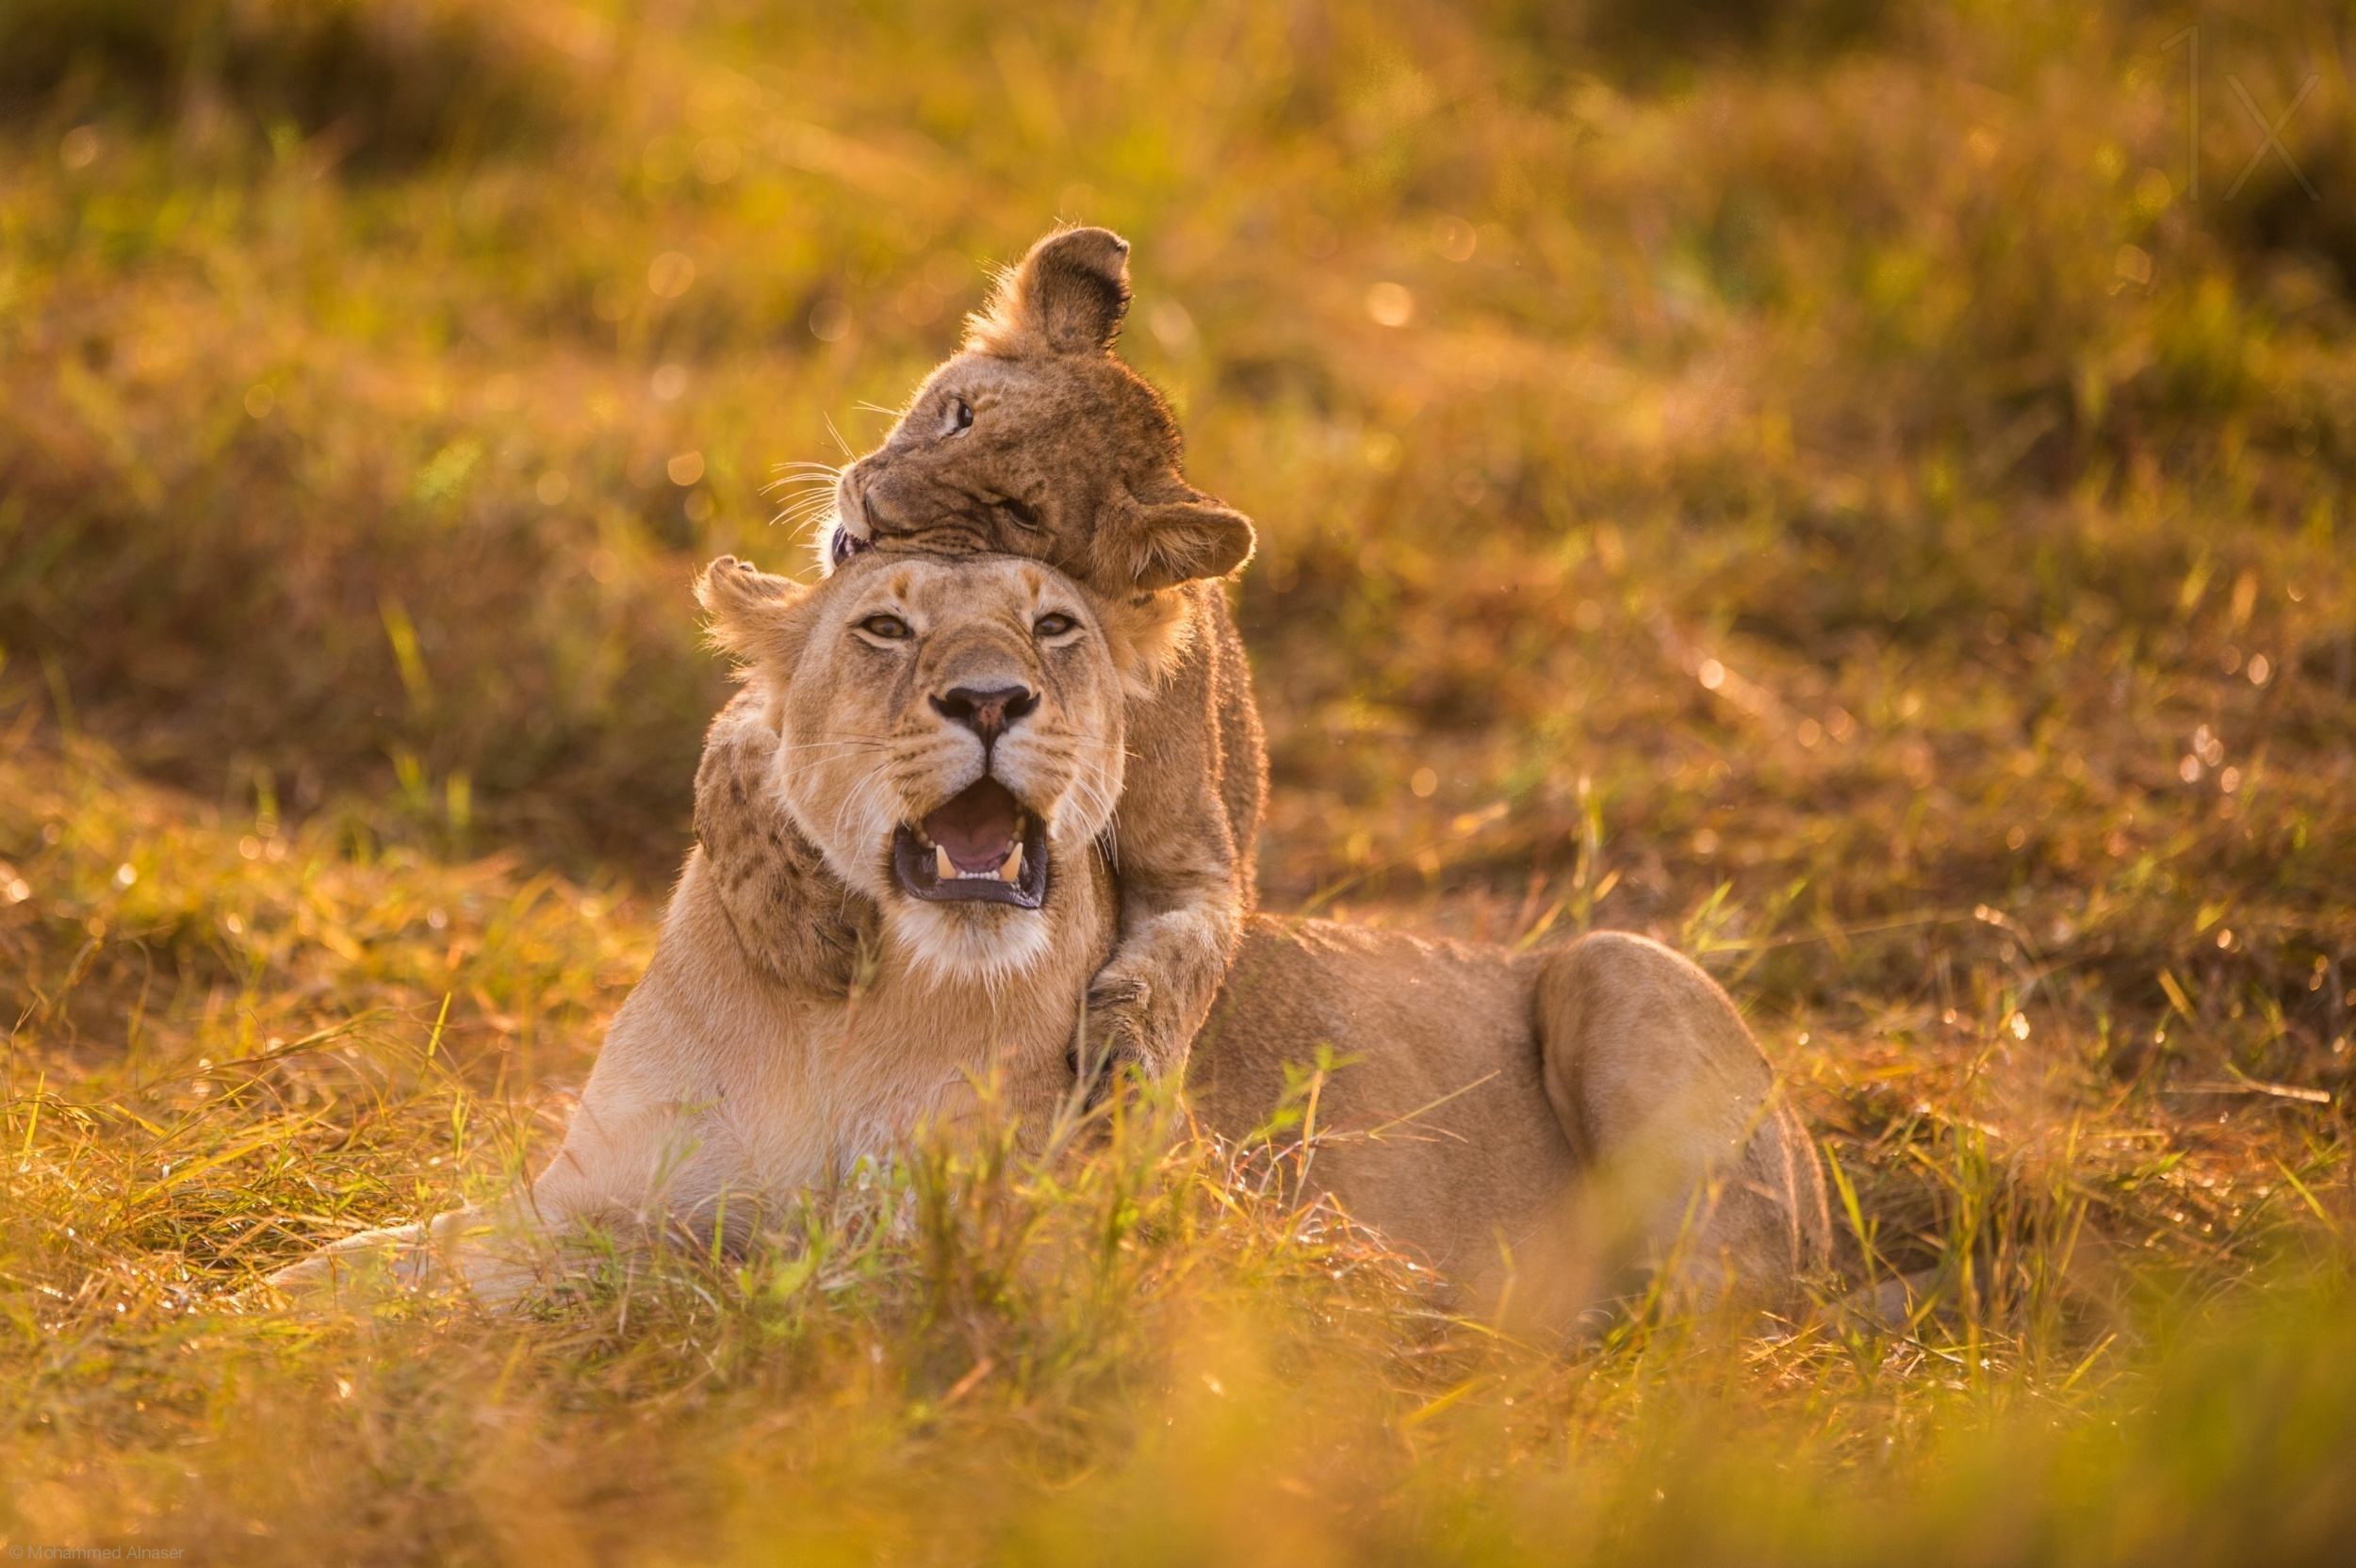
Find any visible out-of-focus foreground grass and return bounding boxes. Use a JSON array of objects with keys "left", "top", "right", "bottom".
[{"left": 4, "top": 1, "right": 2353, "bottom": 1561}]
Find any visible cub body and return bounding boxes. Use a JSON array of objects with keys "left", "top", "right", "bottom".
[{"left": 728, "top": 225, "right": 1265, "bottom": 1087}]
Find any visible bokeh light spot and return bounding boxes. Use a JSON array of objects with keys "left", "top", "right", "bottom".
[
  {"left": 647, "top": 252, "right": 696, "bottom": 299},
  {"left": 1366, "top": 282, "right": 1415, "bottom": 327}
]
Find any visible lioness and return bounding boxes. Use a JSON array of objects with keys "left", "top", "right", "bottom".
[
  {"left": 272, "top": 552, "right": 1828, "bottom": 1319},
  {"left": 717, "top": 224, "right": 1262, "bottom": 1097}
]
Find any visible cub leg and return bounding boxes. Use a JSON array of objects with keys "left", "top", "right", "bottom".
[
  {"left": 1078, "top": 851, "right": 1246, "bottom": 1094},
  {"left": 1075, "top": 585, "right": 1261, "bottom": 1096},
  {"left": 1530, "top": 931, "right": 1830, "bottom": 1309}
]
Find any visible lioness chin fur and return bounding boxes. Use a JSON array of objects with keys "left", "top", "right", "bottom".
[{"left": 270, "top": 553, "right": 1828, "bottom": 1327}]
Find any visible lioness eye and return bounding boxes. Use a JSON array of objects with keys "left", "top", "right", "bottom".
[
  {"left": 1034, "top": 612, "right": 1078, "bottom": 639},
  {"left": 859, "top": 614, "right": 912, "bottom": 641},
  {"left": 947, "top": 397, "right": 973, "bottom": 434}
]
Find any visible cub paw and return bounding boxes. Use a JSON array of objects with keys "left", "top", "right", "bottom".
[{"left": 1071, "top": 968, "right": 1167, "bottom": 1105}]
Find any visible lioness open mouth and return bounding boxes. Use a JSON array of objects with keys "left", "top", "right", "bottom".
[{"left": 891, "top": 776, "right": 1049, "bottom": 908}]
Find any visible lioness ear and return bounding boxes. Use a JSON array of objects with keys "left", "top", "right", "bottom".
[
  {"left": 1098, "top": 496, "right": 1257, "bottom": 592},
  {"left": 695, "top": 556, "right": 813, "bottom": 672},
  {"left": 966, "top": 225, "right": 1132, "bottom": 356}
]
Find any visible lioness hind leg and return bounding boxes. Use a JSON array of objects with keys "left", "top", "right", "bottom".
[{"left": 1530, "top": 931, "right": 1830, "bottom": 1310}]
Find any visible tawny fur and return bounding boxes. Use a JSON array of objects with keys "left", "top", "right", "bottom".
[
  {"left": 1195, "top": 922, "right": 1831, "bottom": 1321},
  {"left": 796, "top": 224, "right": 1268, "bottom": 1091},
  {"left": 271, "top": 553, "right": 1137, "bottom": 1301},
  {"left": 271, "top": 557, "right": 1828, "bottom": 1324},
  {"left": 693, "top": 690, "right": 878, "bottom": 994}
]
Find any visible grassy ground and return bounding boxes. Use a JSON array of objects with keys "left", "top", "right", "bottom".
[{"left": 5, "top": 1, "right": 2354, "bottom": 1560}]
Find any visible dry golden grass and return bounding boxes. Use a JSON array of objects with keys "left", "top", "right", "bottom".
[{"left": 3, "top": 0, "right": 2353, "bottom": 1560}]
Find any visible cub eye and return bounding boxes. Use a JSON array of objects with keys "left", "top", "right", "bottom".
[
  {"left": 1034, "top": 612, "right": 1079, "bottom": 640},
  {"left": 858, "top": 614, "right": 912, "bottom": 641},
  {"left": 947, "top": 397, "right": 973, "bottom": 434}
]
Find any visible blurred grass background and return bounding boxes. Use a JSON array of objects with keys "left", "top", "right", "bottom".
[{"left": 2, "top": 0, "right": 2353, "bottom": 1561}]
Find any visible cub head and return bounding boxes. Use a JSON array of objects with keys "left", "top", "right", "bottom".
[
  {"left": 825, "top": 225, "right": 1256, "bottom": 595},
  {"left": 696, "top": 550, "right": 1183, "bottom": 979}
]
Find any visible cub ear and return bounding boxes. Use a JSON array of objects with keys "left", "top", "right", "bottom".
[
  {"left": 966, "top": 225, "right": 1132, "bottom": 356},
  {"left": 1098, "top": 496, "right": 1257, "bottom": 592},
  {"left": 695, "top": 556, "right": 813, "bottom": 671}
]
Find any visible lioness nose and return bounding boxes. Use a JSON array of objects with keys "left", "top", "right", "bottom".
[{"left": 932, "top": 685, "right": 1039, "bottom": 745}]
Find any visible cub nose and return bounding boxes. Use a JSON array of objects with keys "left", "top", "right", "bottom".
[
  {"left": 846, "top": 465, "right": 905, "bottom": 533},
  {"left": 931, "top": 685, "right": 1039, "bottom": 745}
]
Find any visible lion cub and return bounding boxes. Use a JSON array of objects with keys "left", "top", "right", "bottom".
[{"left": 705, "top": 225, "right": 1263, "bottom": 1092}]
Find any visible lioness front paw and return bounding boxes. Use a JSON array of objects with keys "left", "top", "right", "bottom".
[{"left": 267, "top": 1209, "right": 548, "bottom": 1307}]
